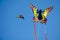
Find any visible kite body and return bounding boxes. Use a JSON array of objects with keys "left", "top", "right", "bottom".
[{"left": 30, "top": 4, "right": 53, "bottom": 24}]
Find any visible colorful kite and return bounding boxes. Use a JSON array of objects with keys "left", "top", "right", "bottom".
[
  {"left": 30, "top": 4, "right": 53, "bottom": 24},
  {"left": 30, "top": 4, "right": 53, "bottom": 40},
  {"left": 17, "top": 14, "right": 24, "bottom": 19}
]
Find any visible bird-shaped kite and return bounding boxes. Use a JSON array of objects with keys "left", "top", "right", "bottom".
[
  {"left": 30, "top": 4, "right": 53, "bottom": 40},
  {"left": 30, "top": 4, "right": 53, "bottom": 24},
  {"left": 17, "top": 14, "right": 24, "bottom": 19}
]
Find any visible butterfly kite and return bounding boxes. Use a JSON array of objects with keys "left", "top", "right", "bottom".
[
  {"left": 30, "top": 4, "right": 53, "bottom": 24},
  {"left": 30, "top": 4, "right": 53, "bottom": 40}
]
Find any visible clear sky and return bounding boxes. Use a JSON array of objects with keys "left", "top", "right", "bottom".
[{"left": 0, "top": 0, "right": 60, "bottom": 40}]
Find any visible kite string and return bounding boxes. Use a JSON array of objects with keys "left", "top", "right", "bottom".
[
  {"left": 44, "top": 25, "right": 48, "bottom": 40},
  {"left": 34, "top": 22, "right": 38, "bottom": 40}
]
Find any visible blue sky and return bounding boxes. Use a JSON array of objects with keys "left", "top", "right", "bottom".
[{"left": 0, "top": 0, "right": 60, "bottom": 40}]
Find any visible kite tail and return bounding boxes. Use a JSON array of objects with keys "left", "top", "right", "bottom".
[
  {"left": 44, "top": 26, "right": 48, "bottom": 40},
  {"left": 44, "top": 30, "right": 48, "bottom": 40},
  {"left": 34, "top": 22, "right": 38, "bottom": 40}
]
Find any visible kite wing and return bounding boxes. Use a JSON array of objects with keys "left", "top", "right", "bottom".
[
  {"left": 42, "top": 6, "right": 53, "bottom": 17},
  {"left": 30, "top": 4, "right": 38, "bottom": 18}
]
